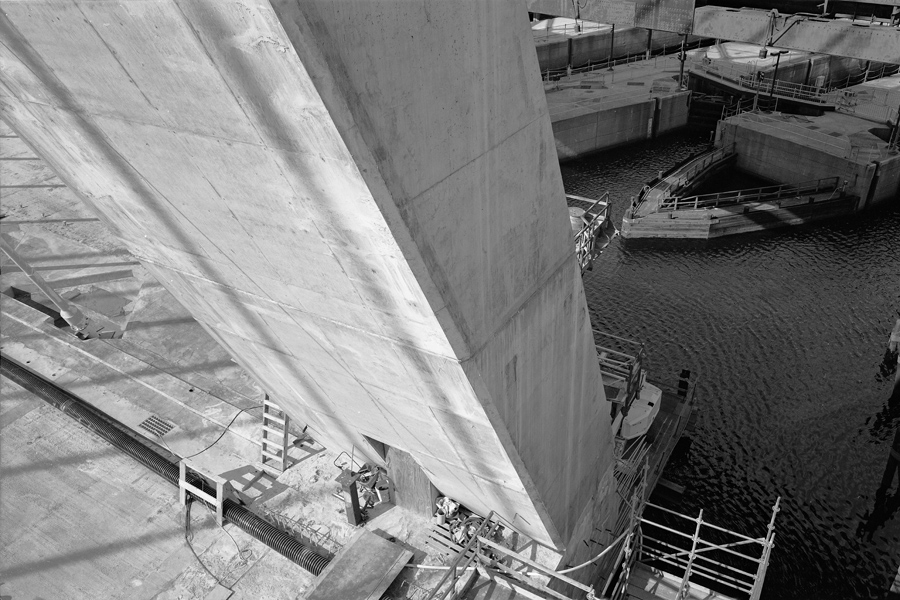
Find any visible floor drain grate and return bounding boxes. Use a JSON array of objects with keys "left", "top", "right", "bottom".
[{"left": 138, "top": 415, "right": 174, "bottom": 437}]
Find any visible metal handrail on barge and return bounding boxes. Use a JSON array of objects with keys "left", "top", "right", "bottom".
[
  {"left": 638, "top": 146, "right": 735, "bottom": 206},
  {"left": 659, "top": 176, "right": 842, "bottom": 211},
  {"left": 593, "top": 330, "right": 644, "bottom": 417},
  {"left": 569, "top": 192, "right": 615, "bottom": 274}
]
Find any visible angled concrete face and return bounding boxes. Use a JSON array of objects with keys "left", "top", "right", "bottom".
[{"left": 0, "top": 0, "right": 611, "bottom": 547}]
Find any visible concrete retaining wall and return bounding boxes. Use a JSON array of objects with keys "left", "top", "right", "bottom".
[
  {"left": 554, "top": 100, "right": 653, "bottom": 160},
  {"left": 553, "top": 92, "right": 690, "bottom": 160},
  {"left": 756, "top": 54, "right": 868, "bottom": 87},
  {"left": 656, "top": 93, "right": 691, "bottom": 136},
  {"left": 535, "top": 27, "right": 691, "bottom": 72}
]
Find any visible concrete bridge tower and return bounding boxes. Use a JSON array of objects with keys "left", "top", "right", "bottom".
[{"left": 0, "top": 0, "right": 616, "bottom": 562}]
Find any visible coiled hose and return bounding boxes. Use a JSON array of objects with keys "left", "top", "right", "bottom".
[{"left": 0, "top": 353, "right": 331, "bottom": 576}]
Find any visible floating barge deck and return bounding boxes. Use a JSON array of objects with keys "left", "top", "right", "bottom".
[{"left": 622, "top": 144, "right": 859, "bottom": 240}]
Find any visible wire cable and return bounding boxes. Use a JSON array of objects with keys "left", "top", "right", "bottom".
[
  {"left": 184, "top": 500, "right": 228, "bottom": 587},
  {"left": 180, "top": 404, "right": 263, "bottom": 460}
]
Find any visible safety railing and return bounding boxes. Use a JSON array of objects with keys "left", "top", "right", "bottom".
[
  {"left": 824, "top": 62, "right": 900, "bottom": 91},
  {"left": 637, "top": 498, "right": 780, "bottom": 600},
  {"left": 600, "top": 492, "right": 644, "bottom": 600},
  {"left": 424, "top": 507, "right": 612, "bottom": 600},
  {"left": 541, "top": 39, "right": 711, "bottom": 81},
  {"left": 737, "top": 75, "right": 830, "bottom": 103},
  {"left": 673, "top": 146, "right": 733, "bottom": 190},
  {"left": 423, "top": 511, "right": 500, "bottom": 600},
  {"left": 569, "top": 192, "right": 615, "bottom": 274},
  {"left": 659, "top": 176, "right": 841, "bottom": 211},
  {"left": 593, "top": 330, "right": 645, "bottom": 416}
]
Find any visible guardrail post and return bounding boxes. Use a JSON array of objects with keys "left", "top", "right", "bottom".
[
  {"left": 749, "top": 497, "right": 781, "bottom": 600},
  {"left": 677, "top": 509, "right": 703, "bottom": 600}
]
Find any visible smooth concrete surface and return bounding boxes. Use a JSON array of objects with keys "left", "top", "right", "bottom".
[
  {"left": 546, "top": 54, "right": 690, "bottom": 159},
  {"left": 0, "top": 379, "right": 317, "bottom": 600},
  {"left": 0, "top": 1, "right": 614, "bottom": 552}
]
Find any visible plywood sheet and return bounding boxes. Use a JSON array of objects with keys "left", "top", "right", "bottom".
[{"left": 305, "top": 529, "right": 413, "bottom": 600}]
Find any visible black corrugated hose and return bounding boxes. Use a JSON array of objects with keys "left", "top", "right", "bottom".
[{"left": 0, "top": 353, "right": 331, "bottom": 576}]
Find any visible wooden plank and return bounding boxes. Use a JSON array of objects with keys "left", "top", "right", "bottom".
[
  {"left": 384, "top": 444, "right": 438, "bottom": 516},
  {"left": 306, "top": 529, "right": 413, "bottom": 600}
]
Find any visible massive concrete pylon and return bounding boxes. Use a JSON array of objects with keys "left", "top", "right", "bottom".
[{"left": 0, "top": 1, "right": 614, "bottom": 550}]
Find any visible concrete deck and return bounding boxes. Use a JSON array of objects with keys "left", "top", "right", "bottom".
[{"left": 545, "top": 54, "right": 691, "bottom": 158}]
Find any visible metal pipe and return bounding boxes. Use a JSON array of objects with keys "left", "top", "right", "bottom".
[
  {"left": 0, "top": 235, "right": 87, "bottom": 331},
  {"left": 0, "top": 353, "right": 331, "bottom": 576},
  {"left": 769, "top": 50, "right": 789, "bottom": 101}
]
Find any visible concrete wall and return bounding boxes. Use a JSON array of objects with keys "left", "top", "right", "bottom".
[
  {"left": 553, "top": 92, "right": 689, "bottom": 160},
  {"left": 657, "top": 92, "right": 691, "bottom": 135},
  {"left": 0, "top": 0, "right": 615, "bottom": 551},
  {"left": 535, "top": 26, "right": 691, "bottom": 72},
  {"left": 758, "top": 54, "right": 868, "bottom": 87}
]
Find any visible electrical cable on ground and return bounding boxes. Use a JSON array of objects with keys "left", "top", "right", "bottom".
[
  {"left": 185, "top": 499, "right": 228, "bottom": 587},
  {"left": 180, "top": 403, "right": 263, "bottom": 460}
]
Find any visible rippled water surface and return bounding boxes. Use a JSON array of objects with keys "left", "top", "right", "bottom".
[{"left": 561, "top": 133, "right": 900, "bottom": 599}]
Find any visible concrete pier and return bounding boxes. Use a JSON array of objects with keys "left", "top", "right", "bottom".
[{"left": 0, "top": 0, "right": 617, "bottom": 561}]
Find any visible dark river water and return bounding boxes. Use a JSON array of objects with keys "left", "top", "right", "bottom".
[{"left": 560, "top": 132, "right": 900, "bottom": 600}]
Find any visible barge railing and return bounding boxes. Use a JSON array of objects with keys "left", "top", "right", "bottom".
[
  {"left": 569, "top": 192, "right": 614, "bottom": 274},
  {"left": 736, "top": 76, "right": 830, "bottom": 104},
  {"left": 593, "top": 330, "right": 644, "bottom": 417},
  {"left": 660, "top": 176, "right": 841, "bottom": 211}
]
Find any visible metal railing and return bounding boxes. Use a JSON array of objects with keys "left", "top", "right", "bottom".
[
  {"left": 570, "top": 192, "right": 615, "bottom": 274},
  {"left": 423, "top": 512, "right": 500, "bottom": 600},
  {"left": 824, "top": 62, "right": 900, "bottom": 92},
  {"left": 689, "top": 56, "right": 900, "bottom": 116},
  {"left": 670, "top": 146, "right": 733, "bottom": 191},
  {"left": 594, "top": 329, "right": 644, "bottom": 416},
  {"left": 637, "top": 498, "right": 781, "bottom": 600},
  {"left": 541, "top": 39, "right": 711, "bottom": 82},
  {"left": 737, "top": 75, "right": 830, "bottom": 103},
  {"left": 423, "top": 508, "right": 604, "bottom": 600},
  {"left": 659, "top": 176, "right": 842, "bottom": 211}
]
